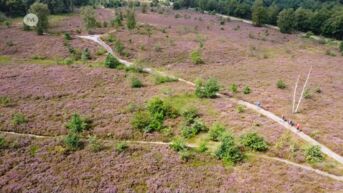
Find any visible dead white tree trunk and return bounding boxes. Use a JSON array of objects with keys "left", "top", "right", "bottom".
[
  {"left": 292, "top": 74, "right": 300, "bottom": 113},
  {"left": 295, "top": 66, "right": 313, "bottom": 113}
]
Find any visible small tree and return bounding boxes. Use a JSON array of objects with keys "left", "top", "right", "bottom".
[
  {"left": 30, "top": 2, "right": 50, "bottom": 35},
  {"left": 81, "top": 48, "right": 91, "bottom": 61},
  {"left": 170, "top": 137, "right": 187, "bottom": 152},
  {"left": 229, "top": 83, "right": 238, "bottom": 93},
  {"left": 0, "top": 135, "right": 6, "bottom": 149},
  {"left": 66, "top": 113, "right": 90, "bottom": 133},
  {"left": 209, "top": 123, "right": 226, "bottom": 141},
  {"left": 126, "top": 9, "right": 136, "bottom": 30},
  {"left": 104, "top": 54, "right": 121, "bottom": 68},
  {"left": 277, "top": 9, "right": 295, "bottom": 33},
  {"left": 305, "top": 145, "right": 324, "bottom": 163},
  {"left": 215, "top": 134, "right": 244, "bottom": 164},
  {"left": 64, "top": 132, "right": 82, "bottom": 151},
  {"left": 64, "top": 32, "right": 72, "bottom": 40},
  {"left": 88, "top": 135, "right": 103, "bottom": 152},
  {"left": 252, "top": 0, "right": 267, "bottom": 27},
  {"left": 80, "top": 6, "right": 97, "bottom": 30},
  {"left": 240, "top": 132, "right": 268, "bottom": 152},
  {"left": 195, "top": 78, "right": 220, "bottom": 98}
]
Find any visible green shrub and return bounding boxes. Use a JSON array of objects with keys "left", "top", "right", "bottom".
[
  {"left": 96, "top": 48, "right": 106, "bottom": 56},
  {"left": 209, "top": 123, "right": 226, "bottom": 141},
  {"left": 0, "top": 96, "right": 12, "bottom": 107},
  {"left": 126, "top": 9, "right": 136, "bottom": 30},
  {"left": 304, "top": 88, "right": 312, "bottom": 99},
  {"left": 131, "top": 111, "right": 151, "bottom": 131},
  {"left": 81, "top": 48, "right": 91, "bottom": 61},
  {"left": 198, "top": 141, "right": 208, "bottom": 152},
  {"left": 12, "top": 113, "right": 27, "bottom": 126},
  {"left": 114, "top": 40, "right": 125, "bottom": 55},
  {"left": 229, "top": 83, "right": 238, "bottom": 93},
  {"left": 0, "top": 136, "right": 5, "bottom": 149},
  {"left": 181, "top": 119, "right": 208, "bottom": 138},
  {"left": 154, "top": 75, "right": 177, "bottom": 84},
  {"left": 277, "top": 80, "right": 287, "bottom": 89},
  {"left": 29, "top": 145, "right": 39, "bottom": 157},
  {"left": 88, "top": 135, "right": 103, "bottom": 152},
  {"left": 147, "top": 97, "right": 177, "bottom": 119},
  {"left": 236, "top": 105, "right": 245, "bottom": 113},
  {"left": 240, "top": 132, "right": 268, "bottom": 152},
  {"left": 104, "top": 53, "right": 121, "bottom": 68},
  {"left": 66, "top": 113, "right": 90, "bottom": 133},
  {"left": 170, "top": 137, "right": 187, "bottom": 152},
  {"left": 131, "top": 77, "right": 143, "bottom": 88},
  {"left": 179, "top": 150, "right": 192, "bottom": 161},
  {"left": 190, "top": 50, "right": 204, "bottom": 64},
  {"left": 215, "top": 134, "right": 244, "bottom": 164},
  {"left": 195, "top": 78, "right": 220, "bottom": 98},
  {"left": 4, "top": 20, "right": 11, "bottom": 28},
  {"left": 243, "top": 86, "right": 251, "bottom": 95},
  {"left": 63, "top": 57, "right": 74, "bottom": 65},
  {"left": 64, "top": 32, "right": 72, "bottom": 40},
  {"left": 181, "top": 107, "right": 199, "bottom": 125},
  {"left": 305, "top": 145, "right": 324, "bottom": 163},
  {"left": 64, "top": 132, "right": 82, "bottom": 151},
  {"left": 125, "top": 65, "right": 144, "bottom": 73},
  {"left": 115, "top": 142, "right": 128, "bottom": 153}
]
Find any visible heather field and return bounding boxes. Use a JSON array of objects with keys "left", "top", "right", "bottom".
[{"left": 1, "top": 5, "right": 343, "bottom": 193}]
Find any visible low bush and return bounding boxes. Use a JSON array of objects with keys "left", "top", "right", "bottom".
[
  {"left": 195, "top": 78, "right": 220, "bottom": 98},
  {"left": 209, "top": 123, "right": 226, "bottom": 141},
  {"left": 243, "top": 86, "right": 251, "bottom": 95},
  {"left": 277, "top": 80, "right": 287, "bottom": 89},
  {"left": 181, "top": 107, "right": 199, "bottom": 125},
  {"left": 179, "top": 150, "right": 193, "bottom": 161},
  {"left": 4, "top": 20, "right": 11, "bottom": 28},
  {"left": 305, "top": 145, "right": 324, "bottom": 163},
  {"left": 154, "top": 75, "right": 177, "bottom": 84},
  {"left": 236, "top": 105, "right": 245, "bottom": 113},
  {"left": 131, "top": 111, "right": 151, "bottom": 131},
  {"left": 130, "top": 77, "right": 143, "bottom": 88},
  {"left": 0, "top": 135, "right": 6, "bottom": 149},
  {"left": 64, "top": 32, "right": 72, "bottom": 40},
  {"left": 147, "top": 97, "right": 177, "bottom": 119},
  {"left": 181, "top": 119, "right": 208, "bottom": 138},
  {"left": 104, "top": 54, "right": 121, "bottom": 68},
  {"left": 115, "top": 142, "right": 128, "bottom": 153},
  {"left": 66, "top": 113, "right": 90, "bottom": 133},
  {"left": 64, "top": 132, "right": 82, "bottom": 151},
  {"left": 96, "top": 48, "right": 106, "bottom": 56},
  {"left": 304, "top": 88, "right": 312, "bottom": 99},
  {"left": 215, "top": 134, "right": 244, "bottom": 164},
  {"left": 88, "top": 135, "right": 103, "bottom": 152},
  {"left": 240, "top": 132, "right": 268, "bottom": 152},
  {"left": 12, "top": 113, "right": 27, "bottom": 126},
  {"left": 114, "top": 40, "right": 125, "bottom": 55},
  {"left": 63, "top": 57, "right": 74, "bottom": 65},
  {"left": 81, "top": 48, "right": 91, "bottom": 61},
  {"left": 170, "top": 137, "right": 187, "bottom": 152},
  {"left": 29, "top": 145, "right": 39, "bottom": 157},
  {"left": 0, "top": 96, "right": 12, "bottom": 107},
  {"left": 229, "top": 83, "right": 238, "bottom": 93},
  {"left": 190, "top": 50, "right": 204, "bottom": 64},
  {"left": 198, "top": 141, "right": 208, "bottom": 152}
]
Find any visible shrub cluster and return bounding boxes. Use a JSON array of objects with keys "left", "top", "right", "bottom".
[
  {"left": 130, "top": 76, "right": 143, "bottom": 88},
  {"left": 115, "top": 142, "right": 128, "bottom": 153},
  {"left": 181, "top": 118, "right": 208, "bottom": 138},
  {"left": 195, "top": 78, "right": 220, "bottom": 98},
  {"left": 88, "top": 135, "right": 103, "bottom": 152},
  {"left": 305, "top": 145, "right": 324, "bottom": 163},
  {"left": 12, "top": 113, "right": 27, "bottom": 126},
  {"left": 209, "top": 123, "right": 226, "bottom": 141},
  {"left": 131, "top": 97, "right": 178, "bottom": 133},
  {"left": 215, "top": 133, "right": 244, "bottom": 164},
  {"left": 190, "top": 50, "right": 204, "bottom": 64},
  {"left": 104, "top": 53, "right": 121, "bottom": 69},
  {"left": 0, "top": 135, "right": 6, "bottom": 149},
  {"left": 64, "top": 113, "right": 91, "bottom": 151},
  {"left": 240, "top": 132, "right": 268, "bottom": 152}
]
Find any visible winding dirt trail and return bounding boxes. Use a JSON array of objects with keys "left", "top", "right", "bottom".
[
  {"left": 78, "top": 34, "right": 343, "bottom": 166},
  {"left": 1, "top": 130, "right": 342, "bottom": 182}
]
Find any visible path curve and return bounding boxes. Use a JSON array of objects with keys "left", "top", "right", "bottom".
[
  {"left": 1, "top": 130, "right": 342, "bottom": 182},
  {"left": 78, "top": 34, "right": 343, "bottom": 165}
]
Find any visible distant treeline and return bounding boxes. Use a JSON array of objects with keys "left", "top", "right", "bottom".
[{"left": 172, "top": 0, "right": 343, "bottom": 39}]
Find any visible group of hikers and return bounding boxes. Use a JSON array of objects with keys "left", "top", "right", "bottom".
[{"left": 282, "top": 115, "right": 301, "bottom": 131}]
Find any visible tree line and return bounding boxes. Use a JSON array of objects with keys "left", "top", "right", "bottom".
[{"left": 172, "top": 0, "right": 343, "bottom": 40}]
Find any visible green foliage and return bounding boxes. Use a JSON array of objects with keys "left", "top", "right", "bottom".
[
  {"left": 147, "top": 97, "right": 177, "bottom": 119},
  {"left": 190, "top": 50, "right": 204, "bottom": 64},
  {"left": 304, "top": 88, "right": 312, "bottom": 99},
  {"left": 195, "top": 78, "right": 220, "bottom": 98},
  {"left": 198, "top": 141, "right": 208, "bottom": 152},
  {"left": 126, "top": 9, "right": 136, "bottom": 30},
  {"left": 115, "top": 142, "right": 128, "bottom": 153},
  {"left": 240, "top": 132, "right": 268, "bottom": 152},
  {"left": 81, "top": 48, "right": 91, "bottom": 61},
  {"left": 64, "top": 132, "right": 82, "bottom": 151},
  {"left": 229, "top": 83, "right": 238, "bottom": 93},
  {"left": 170, "top": 137, "right": 187, "bottom": 152},
  {"left": 4, "top": 20, "right": 11, "bottom": 27},
  {"left": 209, "top": 123, "right": 226, "bottom": 141},
  {"left": 181, "top": 107, "right": 199, "bottom": 125},
  {"left": 96, "top": 48, "right": 106, "bottom": 56},
  {"left": 112, "top": 13, "right": 123, "bottom": 27},
  {"left": 12, "top": 113, "right": 27, "bottom": 126},
  {"left": 131, "top": 111, "right": 151, "bottom": 131},
  {"left": 236, "top": 105, "right": 245, "bottom": 113},
  {"left": 0, "top": 96, "right": 12, "bottom": 107},
  {"left": 215, "top": 133, "right": 244, "bottom": 164},
  {"left": 29, "top": 145, "right": 39, "bottom": 157},
  {"left": 277, "top": 9, "right": 295, "bottom": 33},
  {"left": 0, "top": 135, "right": 6, "bottom": 149},
  {"left": 181, "top": 119, "right": 208, "bottom": 138},
  {"left": 104, "top": 53, "right": 121, "bottom": 68},
  {"left": 179, "top": 150, "right": 193, "bottom": 161},
  {"left": 114, "top": 40, "right": 125, "bottom": 55},
  {"left": 305, "top": 145, "right": 324, "bottom": 163},
  {"left": 252, "top": 0, "right": 267, "bottom": 27},
  {"left": 66, "top": 113, "right": 90, "bottom": 133},
  {"left": 63, "top": 32, "right": 72, "bottom": 40},
  {"left": 243, "top": 86, "right": 251, "bottom": 95},
  {"left": 88, "top": 135, "right": 103, "bottom": 152},
  {"left": 30, "top": 2, "right": 50, "bottom": 35},
  {"left": 154, "top": 75, "right": 177, "bottom": 85},
  {"left": 294, "top": 8, "right": 313, "bottom": 32},
  {"left": 130, "top": 77, "right": 143, "bottom": 88},
  {"left": 80, "top": 6, "right": 97, "bottom": 30},
  {"left": 63, "top": 57, "right": 74, "bottom": 65},
  {"left": 277, "top": 80, "right": 287, "bottom": 89}
]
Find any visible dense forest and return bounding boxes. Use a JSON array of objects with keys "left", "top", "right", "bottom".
[{"left": 173, "top": 0, "right": 343, "bottom": 39}]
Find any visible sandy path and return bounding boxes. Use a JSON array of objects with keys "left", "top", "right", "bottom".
[{"left": 77, "top": 34, "right": 343, "bottom": 165}]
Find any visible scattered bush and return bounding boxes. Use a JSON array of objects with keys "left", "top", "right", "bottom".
[
  {"left": 0, "top": 96, "right": 12, "bottom": 107},
  {"left": 209, "top": 123, "right": 226, "bottom": 141},
  {"left": 154, "top": 75, "right": 177, "bottom": 85},
  {"left": 115, "top": 142, "right": 128, "bottom": 153},
  {"left": 66, "top": 113, "right": 90, "bottom": 133},
  {"left": 29, "top": 145, "right": 39, "bottom": 157},
  {"left": 103, "top": 21, "right": 108, "bottom": 27},
  {"left": 240, "top": 132, "right": 268, "bottom": 152},
  {"left": 170, "top": 137, "right": 187, "bottom": 152},
  {"left": 23, "top": 22, "right": 30, "bottom": 31},
  {"left": 229, "top": 83, "right": 238, "bottom": 93},
  {"left": 63, "top": 57, "right": 74, "bottom": 65},
  {"left": 88, "top": 135, "right": 103, "bottom": 152},
  {"left": 325, "top": 49, "right": 336, "bottom": 57},
  {"left": 114, "top": 40, "right": 125, "bottom": 55},
  {"left": 96, "top": 48, "right": 106, "bottom": 56},
  {"left": 131, "top": 111, "right": 151, "bottom": 131},
  {"left": 181, "top": 107, "right": 199, "bottom": 125},
  {"left": 215, "top": 134, "right": 244, "bottom": 164},
  {"left": 277, "top": 80, "right": 287, "bottom": 89},
  {"left": 81, "top": 48, "right": 91, "bottom": 61},
  {"left": 195, "top": 78, "right": 220, "bottom": 98},
  {"left": 147, "top": 97, "right": 177, "bottom": 119},
  {"left": 126, "top": 9, "right": 136, "bottom": 30},
  {"left": 64, "top": 32, "right": 72, "bottom": 40},
  {"left": 130, "top": 77, "right": 143, "bottom": 88},
  {"left": 179, "top": 150, "right": 193, "bottom": 161},
  {"left": 12, "top": 113, "right": 27, "bottom": 126},
  {"left": 305, "top": 145, "right": 324, "bottom": 163},
  {"left": 190, "top": 50, "right": 204, "bottom": 64},
  {"left": 0, "top": 136, "right": 6, "bottom": 149},
  {"left": 236, "top": 105, "right": 245, "bottom": 113},
  {"left": 198, "top": 141, "right": 208, "bottom": 152},
  {"left": 181, "top": 119, "right": 208, "bottom": 138},
  {"left": 64, "top": 132, "right": 82, "bottom": 151},
  {"left": 243, "top": 86, "right": 251, "bottom": 95},
  {"left": 104, "top": 53, "right": 121, "bottom": 68}
]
